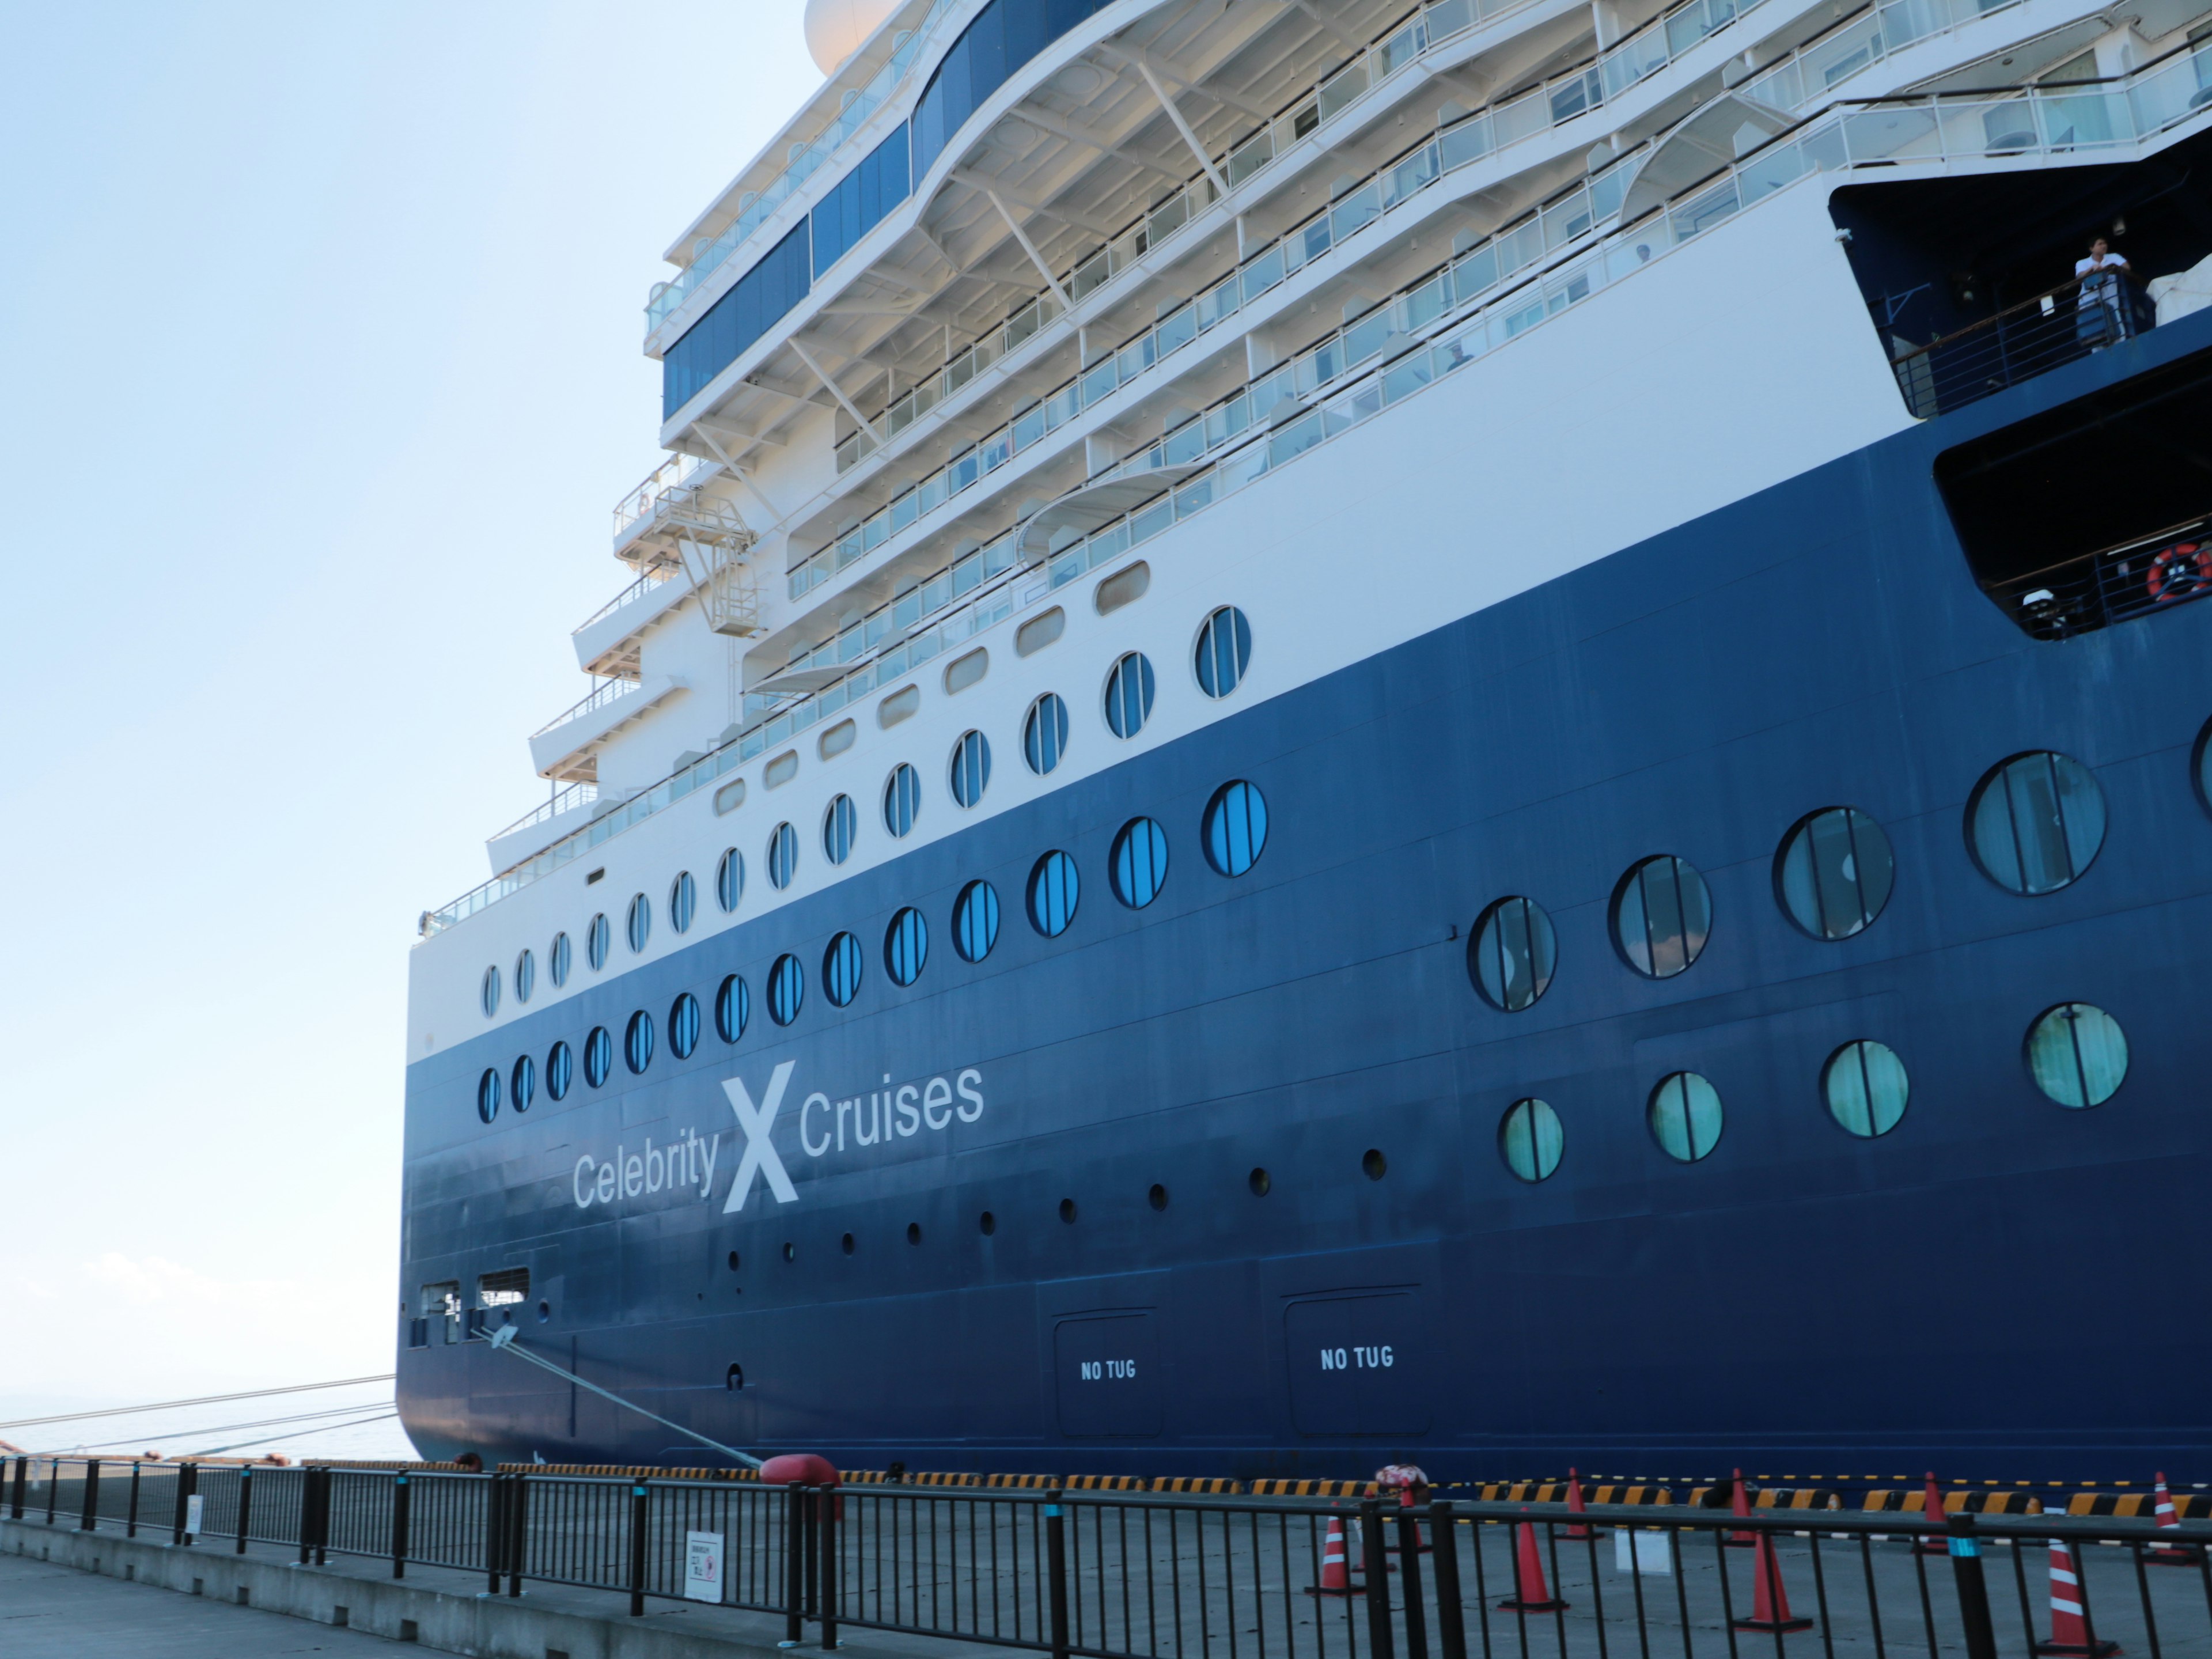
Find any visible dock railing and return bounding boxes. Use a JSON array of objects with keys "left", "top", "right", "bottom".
[{"left": 12, "top": 1453, "right": 2212, "bottom": 1659}]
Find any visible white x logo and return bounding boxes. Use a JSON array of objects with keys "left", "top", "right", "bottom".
[{"left": 721, "top": 1061, "right": 799, "bottom": 1213}]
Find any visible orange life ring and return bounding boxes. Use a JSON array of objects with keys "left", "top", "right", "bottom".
[{"left": 2146, "top": 540, "right": 2212, "bottom": 603}]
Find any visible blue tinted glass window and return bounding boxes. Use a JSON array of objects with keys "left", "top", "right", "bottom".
[
  {"left": 476, "top": 1067, "right": 501, "bottom": 1124},
  {"left": 717, "top": 848, "right": 744, "bottom": 912},
  {"left": 1203, "top": 780, "right": 1268, "bottom": 876},
  {"left": 1776, "top": 808, "right": 1893, "bottom": 940},
  {"left": 550, "top": 931, "right": 571, "bottom": 987},
  {"left": 1195, "top": 606, "right": 1253, "bottom": 698},
  {"left": 2027, "top": 1002, "right": 2128, "bottom": 1107},
  {"left": 884, "top": 764, "right": 921, "bottom": 836},
  {"left": 823, "top": 794, "right": 858, "bottom": 864},
  {"left": 481, "top": 966, "right": 501, "bottom": 1018},
  {"left": 546, "top": 1041, "right": 573, "bottom": 1101},
  {"left": 1028, "top": 850, "right": 1080, "bottom": 936},
  {"left": 768, "top": 822, "right": 798, "bottom": 889},
  {"left": 627, "top": 893, "right": 651, "bottom": 953},
  {"left": 824, "top": 932, "right": 864, "bottom": 1007},
  {"left": 510, "top": 1054, "right": 536, "bottom": 1114},
  {"left": 1024, "top": 694, "right": 1069, "bottom": 775},
  {"left": 954, "top": 880, "right": 1001, "bottom": 963},
  {"left": 584, "top": 1025, "right": 612, "bottom": 1088},
  {"left": 768, "top": 954, "right": 805, "bottom": 1026},
  {"left": 1648, "top": 1071, "right": 1723, "bottom": 1161},
  {"left": 662, "top": 222, "right": 812, "bottom": 418},
  {"left": 1468, "top": 896, "right": 1556, "bottom": 1012},
  {"left": 1968, "top": 752, "right": 2105, "bottom": 896},
  {"left": 669, "top": 992, "right": 700, "bottom": 1060},
  {"left": 514, "top": 949, "right": 535, "bottom": 1005},
  {"left": 1612, "top": 855, "right": 1712, "bottom": 978},
  {"left": 716, "top": 974, "right": 751, "bottom": 1043},
  {"left": 1110, "top": 817, "right": 1169, "bottom": 908},
  {"left": 910, "top": 0, "right": 1119, "bottom": 178},
  {"left": 1823, "top": 1040, "right": 1908, "bottom": 1136},
  {"left": 587, "top": 913, "right": 610, "bottom": 971},
  {"left": 1498, "top": 1099, "right": 1563, "bottom": 1181},
  {"left": 886, "top": 906, "right": 929, "bottom": 986},
  {"left": 669, "top": 872, "right": 696, "bottom": 934},
  {"left": 1104, "top": 652, "right": 1156, "bottom": 738},
  {"left": 812, "top": 124, "right": 911, "bottom": 277},
  {"left": 624, "top": 1010, "right": 656, "bottom": 1074},
  {"left": 950, "top": 730, "right": 991, "bottom": 808}
]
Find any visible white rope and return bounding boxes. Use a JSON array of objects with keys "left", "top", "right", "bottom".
[
  {"left": 486, "top": 1328, "right": 762, "bottom": 1470},
  {"left": 0, "top": 1375, "right": 395, "bottom": 1432}
]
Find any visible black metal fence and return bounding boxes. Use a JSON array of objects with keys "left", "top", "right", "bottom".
[
  {"left": 1889, "top": 276, "right": 2157, "bottom": 420},
  {"left": 11, "top": 1453, "right": 2212, "bottom": 1659},
  {"left": 1982, "top": 514, "right": 2212, "bottom": 639}
]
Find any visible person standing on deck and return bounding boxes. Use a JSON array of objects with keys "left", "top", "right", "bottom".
[{"left": 2077, "top": 236, "right": 2135, "bottom": 347}]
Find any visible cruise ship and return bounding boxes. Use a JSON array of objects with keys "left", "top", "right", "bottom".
[{"left": 399, "top": 0, "right": 2212, "bottom": 1480}]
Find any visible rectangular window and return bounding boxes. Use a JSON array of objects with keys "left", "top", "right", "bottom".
[
  {"left": 662, "top": 221, "right": 812, "bottom": 419},
  {"left": 478, "top": 1267, "right": 530, "bottom": 1307},
  {"left": 812, "top": 124, "right": 911, "bottom": 278}
]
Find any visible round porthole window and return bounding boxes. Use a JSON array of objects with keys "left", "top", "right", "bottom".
[
  {"left": 716, "top": 849, "right": 744, "bottom": 912},
  {"left": 823, "top": 794, "right": 858, "bottom": 864},
  {"left": 669, "top": 992, "right": 700, "bottom": 1060},
  {"left": 546, "top": 1041, "right": 573, "bottom": 1101},
  {"left": 549, "top": 931, "right": 571, "bottom": 987},
  {"left": 883, "top": 764, "right": 921, "bottom": 837},
  {"left": 824, "top": 931, "right": 863, "bottom": 1007},
  {"left": 1775, "top": 808, "right": 1893, "bottom": 940},
  {"left": 480, "top": 965, "right": 501, "bottom": 1018},
  {"left": 1109, "top": 817, "right": 1169, "bottom": 908},
  {"left": 669, "top": 871, "right": 696, "bottom": 934},
  {"left": 1647, "top": 1072, "right": 1723, "bottom": 1162},
  {"left": 2025, "top": 1002, "right": 2128, "bottom": 1108},
  {"left": 950, "top": 730, "right": 991, "bottom": 808},
  {"left": 1966, "top": 752, "right": 2105, "bottom": 896},
  {"left": 1202, "top": 780, "right": 1268, "bottom": 877},
  {"left": 584, "top": 1025, "right": 612, "bottom": 1088},
  {"left": 715, "top": 974, "right": 750, "bottom": 1043},
  {"left": 1610, "top": 855, "right": 1711, "bottom": 978},
  {"left": 476, "top": 1068, "right": 501, "bottom": 1124},
  {"left": 586, "top": 912, "right": 610, "bottom": 970},
  {"left": 1027, "top": 851, "right": 1080, "bottom": 937},
  {"left": 1104, "top": 652, "right": 1156, "bottom": 738},
  {"left": 1467, "top": 896, "right": 1556, "bottom": 1012},
  {"left": 767, "top": 954, "right": 804, "bottom": 1026},
  {"left": 1823, "top": 1040, "right": 1908, "bottom": 1137},
  {"left": 510, "top": 1054, "right": 536, "bottom": 1113},
  {"left": 768, "top": 823, "right": 798, "bottom": 890},
  {"left": 1194, "top": 605, "right": 1252, "bottom": 698},
  {"left": 1498, "top": 1099, "right": 1563, "bottom": 1181},
  {"left": 626, "top": 893, "right": 651, "bottom": 953},
  {"left": 624, "top": 1010, "right": 655, "bottom": 1074},
  {"left": 953, "top": 880, "right": 1001, "bottom": 963},
  {"left": 513, "top": 949, "right": 535, "bottom": 1005},
  {"left": 885, "top": 907, "right": 928, "bottom": 986},
  {"left": 1024, "top": 694, "right": 1069, "bottom": 775}
]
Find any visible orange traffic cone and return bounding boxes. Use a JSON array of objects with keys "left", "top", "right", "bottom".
[
  {"left": 1727, "top": 1469, "right": 1757, "bottom": 1548},
  {"left": 2033, "top": 1539, "right": 2120, "bottom": 1657},
  {"left": 2146, "top": 1473, "right": 2203, "bottom": 1567},
  {"left": 1497, "top": 1517, "right": 1569, "bottom": 1612},
  {"left": 1912, "top": 1472, "right": 1953, "bottom": 1556},
  {"left": 1565, "top": 1468, "right": 1601, "bottom": 1541},
  {"left": 1731, "top": 1529, "right": 1813, "bottom": 1634},
  {"left": 1306, "top": 1514, "right": 1361, "bottom": 1598}
]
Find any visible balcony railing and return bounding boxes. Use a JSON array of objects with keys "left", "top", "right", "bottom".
[
  {"left": 488, "top": 782, "right": 601, "bottom": 844},
  {"left": 613, "top": 453, "right": 719, "bottom": 542},
  {"left": 1891, "top": 273, "right": 2156, "bottom": 419},
  {"left": 573, "top": 572, "right": 672, "bottom": 635},
  {"left": 1991, "top": 516, "right": 2212, "bottom": 639},
  {"left": 529, "top": 676, "right": 641, "bottom": 741}
]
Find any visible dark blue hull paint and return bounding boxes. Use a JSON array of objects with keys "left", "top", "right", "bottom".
[{"left": 400, "top": 313, "right": 2212, "bottom": 1483}]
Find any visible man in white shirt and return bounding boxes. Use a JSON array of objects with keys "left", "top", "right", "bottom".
[{"left": 2075, "top": 236, "right": 2135, "bottom": 347}]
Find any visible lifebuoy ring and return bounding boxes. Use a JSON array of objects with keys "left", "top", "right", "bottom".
[{"left": 2146, "top": 540, "right": 2212, "bottom": 603}]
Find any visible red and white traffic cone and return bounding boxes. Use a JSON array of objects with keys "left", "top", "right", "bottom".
[
  {"left": 2033, "top": 1539, "right": 2121, "bottom": 1657},
  {"left": 1565, "top": 1467, "right": 1601, "bottom": 1541},
  {"left": 1914, "top": 1473, "right": 1952, "bottom": 1556},
  {"left": 1497, "top": 1516, "right": 1569, "bottom": 1612},
  {"left": 1727, "top": 1469, "right": 1758, "bottom": 1548},
  {"left": 2146, "top": 1473, "right": 2203, "bottom": 1567},
  {"left": 1306, "top": 1514, "right": 1362, "bottom": 1597},
  {"left": 1731, "top": 1528, "right": 1813, "bottom": 1634}
]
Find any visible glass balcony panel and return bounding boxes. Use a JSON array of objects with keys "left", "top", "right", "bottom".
[
  {"left": 1082, "top": 361, "right": 1118, "bottom": 404},
  {"left": 1318, "top": 61, "right": 1370, "bottom": 122},
  {"left": 889, "top": 493, "right": 919, "bottom": 533},
  {"left": 1156, "top": 304, "right": 1198, "bottom": 355},
  {"left": 1012, "top": 406, "right": 1046, "bottom": 450}
]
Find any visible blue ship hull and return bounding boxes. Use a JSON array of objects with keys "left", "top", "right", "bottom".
[{"left": 398, "top": 314, "right": 2212, "bottom": 1484}]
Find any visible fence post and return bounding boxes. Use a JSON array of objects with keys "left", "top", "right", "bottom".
[
  {"left": 485, "top": 1474, "right": 506, "bottom": 1594},
  {"left": 127, "top": 1462, "right": 141, "bottom": 1539},
  {"left": 1362, "top": 1498, "right": 1397, "bottom": 1659},
  {"left": 79, "top": 1459, "right": 100, "bottom": 1531},
  {"left": 819, "top": 1487, "right": 840, "bottom": 1652},
  {"left": 1946, "top": 1513, "right": 1999, "bottom": 1659},
  {"left": 236, "top": 1464, "right": 253, "bottom": 1555},
  {"left": 628, "top": 1481, "right": 650, "bottom": 1618},
  {"left": 1046, "top": 1487, "right": 1071, "bottom": 1659},
  {"left": 783, "top": 1482, "right": 806, "bottom": 1647},
  {"left": 46, "top": 1459, "right": 59, "bottom": 1524},
  {"left": 1396, "top": 1498, "right": 1430, "bottom": 1659},
  {"left": 9, "top": 1457, "right": 24, "bottom": 1520},
  {"left": 315, "top": 1466, "right": 331, "bottom": 1566},
  {"left": 173, "top": 1463, "right": 198, "bottom": 1547},
  {"left": 391, "top": 1472, "right": 410, "bottom": 1580},
  {"left": 300, "top": 1467, "right": 321, "bottom": 1566},
  {"left": 1427, "top": 1499, "right": 1467, "bottom": 1659},
  {"left": 506, "top": 1472, "right": 529, "bottom": 1596}
]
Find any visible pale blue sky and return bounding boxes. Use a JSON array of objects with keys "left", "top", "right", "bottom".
[{"left": 0, "top": 3, "right": 820, "bottom": 1441}]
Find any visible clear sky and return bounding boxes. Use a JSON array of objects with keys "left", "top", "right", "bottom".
[{"left": 0, "top": 3, "right": 821, "bottom": 1453}]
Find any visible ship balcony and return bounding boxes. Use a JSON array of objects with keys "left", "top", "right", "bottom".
[
  {"left": 528, "top": 674, "right": 687, "bottom": 783},
  {"left": 572, "top": 570, "right": 695, "bottom": 678},
  {"left": 484, "top": 781, "right": 601, "bottom": 874}
]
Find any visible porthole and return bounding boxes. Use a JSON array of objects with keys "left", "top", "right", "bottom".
[
  {"left": 716, "top": 849, "right": 744, "bottom": 912},
  {"left": 550, "top": 931, "right": 571, "bottom": 987},
  {"left": 1059, "top": 1198, "right": 1078, "bottom": 1224},
  {"left": 824, "top": 931, "right": 863, "bottom": 1007},
  {"left": 1023, "top": 693, "right": 1069, "bottom": 775},
  {"left": 1647, "top": 1072, "right": 1723, "bottom": 1162},
  {"left": 1104, "top": 652, "right": 1156, "bottom": 738},
  {"left": 514, "top": 949, "right": 535, "bottom": 1005},
  {"left": 782, "top": 1242, "right": 796, "bottom": 1263},
  {"left": 765, "top": 751, "right": 798, "bottom": 789},
  {"left": 979, "top": 1210, "right": 997, "bottom": 1236},
  {"left": 476, "top": 1067, "right": 501, "bottom": 1124},
  {"left": 1202, "top": 780, "right": 1268, "bottom": 876},
  {"left": 624, "top": 1010, "right": 656, "bottom": 1074},
  {"left": 1498, "top": 1099, "right": 1562, "bottom": 1182},
  {"left": 1467, "top": 896, "right": 1557, "bottom": 1012},
  {"left": 819, "top": 718, "right": 855, "bottom": 760},
  {"left": 841, "top": 1232, "right": 855, "bottom": 1255},
  {"left": 1109, "top": 817, "right": 1169, "bottom": 908},
  {"left": 584, "top": 1026, "right": 612, "bottom": 1088},
  {"left": 1195, "top": 605, "right": 1252, "bottom": 698},
  {"left": 1028, "top": 850, "right": 1080, "bottom": 937},
  {"left": 906, "top": 1222, "right": 922, "bottom": 1245},
  {"left": 715, "top": 974, "right": 751, "bottom": 1043},
  {"left": 1248, "top": 1167, "right": 1271, "bottom": 1196},
  {"left": 768, "top": 954, "right": 804, "bottom": 1025},
  {"left": 878, "top": 684, "right": 919, "bottom": 727},
  {"left": 726, "top": 1250, "right": 741, "bottom": 1272},
  {"left": 1095, "top": 560, "right": 1150, "bottom": 614},
  {"left": 1361, "top": 1148, "right": 1388, "bottom": 1180},
  {"left": 626, "top": 893, "right": 651, "bottom": 953},
  {"left": 1966, "top": 752, "right": 2106, "bottom": 895},
  {"left": 714, "top": 778, "right": 746, "bottom": 815},
  {"left": 2026, "top": 1002, "right": 2128, "bottom": 1107},
  {"left": 1823, "top": 1040, "right": 1908, "bottom": 1137},
  {"left": 768, "top": 822, "right": 798, "bottom": 890},
  {"left": 669, "top": 871, "right": 696, "bottom": 934},
  {"left": 1016, "top": 607, "right": 1065, "bottom": 656},
  {"left": 1610, "top": 855, "right": 1712, "bottom": 979},
  {"left": 587, "top": 912, "right": 610, "bottom": 970},
  {"left": 1147, "top": 1183, "right": 1169, "bottom": 1211},
  {"left": 546, "top": 1041, "right": 573, "bottom": 1101},
  {"left": 945, "top": 647, "right": 988, "bottom": 695},
  {"left": 510, "top": 1054, "right": 536, "bottom": 1114},
  {"left": 669, "top": 992, "right": 700, "bottom": 1060},
  {"left": 1775, "top": 808, "right": 1893, "bottom": 940},
  {"left": 823, "top": 794, "right": 858, "bottom": 864},
  {"left": 537, "top": 1300, "right": 550, "bottom": 1323},
  {"left": 480, "top": 965, "right": 501, "bottom": 1018},
  {"left": 885, "top": 907, "right": 928, "bottom": 986},
  {"left": 953, "top": 880, "right": 1001, "bottom": 963},
  {"left": 883, "top": 764, "right": 921, "bottom": 837},
  {"left": 950, "top": 730, "right": 991, "bottom": 808}
]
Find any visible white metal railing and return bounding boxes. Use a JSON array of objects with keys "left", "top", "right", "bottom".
[
  {"left": 529, "top": 676, "right": 642, "bottom": 741},
  {"left": 573, "top": 572, "right": 673, "bottom": 635},
  {"left": 645, "top": 0, "right": 959, "bottom": 334},
  {"left": 425, "top": 47, "right": 2212, "bottom": 934},
  {"left": 613, "top": 453, "right": 722, "bottom": 542},
  {"left": 488, "top": 782, "right": 601, "bottom": 844}
]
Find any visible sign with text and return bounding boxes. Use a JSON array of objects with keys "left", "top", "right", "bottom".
[
  {"left": 685, "top": 1530, "right": 725, "bottom": 1603},
  {"left": 184, "top": 1494, "right": 204, "bottom": 1537}
]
